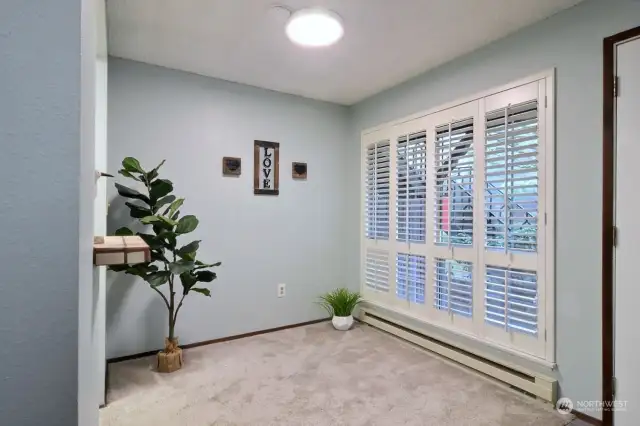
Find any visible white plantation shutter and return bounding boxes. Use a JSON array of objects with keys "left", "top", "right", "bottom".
[
  {"left": 361, "top": 76, "right": 553, "bottom": 361},
  {"left": 397, "top": 132, "right": 427, "bottom": 243},
  {"left": 434, "top": 259, "right": 473, "bottom": 317},
  {"left": 484, "top": 266, "right": 538, "bottom": 335},
  {"left": 365, "top": 248, "right": 389, "bottom": 292},
  {"left": 483, "top": 94, "right": 542, "bottom": 344},
  {"left": 434, "top": 119, "right": 474, "bottom": 246},
  {"left": 484, "top": 101, "right": 538, "bottom": 252},
  {"left": 396, "top": 253, "right": 426, "bottom": 303},
  {"left": 365, "top": 141, "right": 391, "bottom": 240}
]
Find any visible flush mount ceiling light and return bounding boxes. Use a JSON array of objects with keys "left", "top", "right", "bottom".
[{"left": 285, "top": 8, "right": 344, "bottom": 47}]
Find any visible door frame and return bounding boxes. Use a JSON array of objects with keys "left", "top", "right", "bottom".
[{"left": 602, "top": 25, "right": 640, "bottom": 426}]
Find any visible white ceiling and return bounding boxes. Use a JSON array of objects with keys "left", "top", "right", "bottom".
[{"left": 107, "top": 0, "right": 583, "bottom": 105}]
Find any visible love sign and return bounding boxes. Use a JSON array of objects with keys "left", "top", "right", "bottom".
[{"left": 253, "top": 140, "right": 280, "bottom": 195}]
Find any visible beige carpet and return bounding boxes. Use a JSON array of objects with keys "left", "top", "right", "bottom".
[{"left": 101, "top": 322, "right": 572, "bottom": 426}]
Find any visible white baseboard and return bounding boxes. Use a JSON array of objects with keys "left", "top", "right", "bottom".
[{"left": 358, "top": 307, "right": 558, "bottom": 403}]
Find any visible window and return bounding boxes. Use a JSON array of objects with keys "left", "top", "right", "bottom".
[
  {"left": 485, "top": 101, "right": 538, "bottom": 252},
  {"left": 365, "top": 140, "right": 390, "bottom": 240},
  {"left": 434, "top": 119, "right": 474, "bottom": 246},
  {"left": 397, "top": 132, "right": 427, "bottom": 243},
  {"left": 396, "top": 253, "right": 426, "bottom": 303},
  {"left": 361, "top": 75, "right": 554, "bottom": 361},
  {"left": 363, "top": 135, "right": 392, "bottom": 302},
  {"left": 365, "top": 249, "right": 389, "bottom": 293},
  {"left": 485, "top": 266, "right": 538, "bottom": 335},
  {"left": 434, "top": 259, "right": 473, "bottom": 317}
]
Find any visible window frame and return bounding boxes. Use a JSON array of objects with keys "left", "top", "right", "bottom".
[{"left": 360, "top": 70, "right": 556, "bottom": 365}]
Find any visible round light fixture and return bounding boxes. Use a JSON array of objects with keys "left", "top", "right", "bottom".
[{"left": 285, "top": 8, "right": 344, "bottom": 47}]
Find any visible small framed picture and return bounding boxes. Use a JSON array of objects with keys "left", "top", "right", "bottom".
[
  {"left": 292, "top": 162, "right": 307, "bottom": 180},
  {"left": 254, "top": 140, "right": 280, "bottom": 195},
  {"left": 222, "top": 157, "right": 242, "bottom": 176}
]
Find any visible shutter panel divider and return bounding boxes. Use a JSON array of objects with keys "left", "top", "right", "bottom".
[{"left": 474, "top": 99, "right": 486, "bottom": 335}]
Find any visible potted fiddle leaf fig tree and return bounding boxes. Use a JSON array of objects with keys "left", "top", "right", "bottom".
[{"left": 109, "top": 157, "right": 221, "bottom": 373}]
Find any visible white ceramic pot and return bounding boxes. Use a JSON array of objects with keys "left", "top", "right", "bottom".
[{"left": 332, "top": 315, "right": 354, "bottom": 331}]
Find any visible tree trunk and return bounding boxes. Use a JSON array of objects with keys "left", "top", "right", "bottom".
[
  {"left": 168, "top": 307, "right": 175, "bottom": 342},
  {"left": 166, "top": 275, "right": 177, "bottom": 352},
  {"left": 158, "top": 277, "right": 182, "bottom": 373}
]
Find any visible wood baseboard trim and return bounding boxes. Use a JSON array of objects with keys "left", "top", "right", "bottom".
[
  {"left": 572, "top": 410, "right": 603, "bottom": 426},
  {"left": 107, "top": 318, "right": 330, "bottom": 364}
]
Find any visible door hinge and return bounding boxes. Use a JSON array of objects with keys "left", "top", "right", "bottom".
[
  {"left": 544, "top": 329, "right": 547, "bottom": 341},
  {"left": 613, "top": 225, "right": 618, "bottom": 247},
  {"left": 544, "top": 213, "right": 547, "bottom": 226},
  {"left": 613, "top": 376, "right": 617, "bottom": 397},
  {"left": 614, "top": 76, "right": 620, "bottom": 97}
]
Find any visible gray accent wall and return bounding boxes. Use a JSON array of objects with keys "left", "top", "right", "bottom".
[
  {"left": 106, "top": 59, "right": 350, "bottom": 359},
  {"left": 348, "top": 0, "right": 640, "bottom": 416},
  {"left": 0, "top": 0, "right": 97, "bottom": 425}
]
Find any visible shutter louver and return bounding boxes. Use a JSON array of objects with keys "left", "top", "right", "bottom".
[
  {"left": 396, "top": 253, "right": 426, "bottom": 304},
  {"left": 433, "top": 259, "right": 473, "bottom": 317},
  {"left": 397, "top": 132, "right": 427, "bottom": 243},
  {"left": 484, "top": 101, "right": 538, "bottom": 252},
  {"left": 434, "top": 119, "right": 474, "bottom": 246},
  {"left": 485, "top": 266, "right": 538, "bottom": 335},
  {"left": 365, "top": 249, "right": 389, "bottom": 292},
  {"left": 365, "top": 141, "right": 391, "bottom": 240}
]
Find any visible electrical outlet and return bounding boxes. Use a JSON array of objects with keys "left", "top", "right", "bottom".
[{"left": 277, "top": 283, "right": 286, "bottom": 298}]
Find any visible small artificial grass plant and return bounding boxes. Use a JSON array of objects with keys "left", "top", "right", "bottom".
[{"left": 318, "top": 288, "right": 362, "bottom": 317}]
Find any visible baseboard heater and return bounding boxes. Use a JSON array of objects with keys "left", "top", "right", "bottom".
[{"left": 358, "top": 307, "right": 557, "bottom": 404}]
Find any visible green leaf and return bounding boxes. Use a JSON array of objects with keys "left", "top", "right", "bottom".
[
  {"left": 150, "top": 250, "right": 168, "bottom": 263},
  {"left": 191, "top": 288, "right": 211, "bottom": 297},
  {"left": 122, "top": 157, "right": 144, "bottom": 174},
  {"left": 140, "top": 215, "right": 177, "bottom": 228},
  {"left": 137, "top": 233, "right": 164, "bottom": 250},
  {"left": 118, "top": 170, "right": 141, "bottom": 181},
  {"left": 150, "top": 179, "right": 173, "bottom": 202},
  {"left": 140, "top": 215, "right": 162, "bottom": 224},
  {"left": 115, "top": 183, "right": 150, "bottom": 204},
  {"left": 108, "top": 264, "right": 129, "bottom": 272},
  {"left": 146, "top": 169, "right": 159, "bottom": 182},
  {"left": 157, "top": 229, "right": 177, "bottom": 249},
  {"left": 153, "top": 159, "right": 166, "bottom": 172},
  {"left": 156, "top": 195, "right": 176, "bottom": 210},
  {"left": 145, "top": 271, "right": 171, "bottom": 287},
  {"left": 109, "top": 262, "right": 156, "bottom": 276},
  {"left": 179, "top": 272, "right": 197, "bottom": 290},
  {"left": 114, "top": 227, "right": 134, "bottom": 236},
  {"left": 163, "top": 198, "right": 184, "bottom": 217},
  {"left": 160, "top": 217, "right": 178, "bottom": 227},
  {"left": 194, "top": 260, "right": 221, "bottom": 270},
  {"left": 146, "top": 160, "right": 166, "bottom": 182},
  {"left": 138, "top": 263, "right": 159, "bottom": 273},
  {"left": 169, "top": 260, "right": 195, "bottom": 275},
  {"left": 195, "top": 270, "right": 216, "bottom": 282},
  {"left": 177, "top": 240, "right": 200, "bottom": 259},
  {"left": 125, "top": 202, "right": 151, "bottom": 219},
  {"left": 175, "top": 215, "right": 199, "bottom": 234},
  {"left": 125, "top": 264, "right": 157, "bottom": 278}
]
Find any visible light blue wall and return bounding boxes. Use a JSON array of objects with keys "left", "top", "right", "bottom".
[
  {"left": 0, "top": 0, "right": 96, "bottom": 425},
  {"left": 348, "top": 0, "right": 640, "bottom": 414},
  {"left": 106, "top": 59, "right": 350, "bottom": 358}
]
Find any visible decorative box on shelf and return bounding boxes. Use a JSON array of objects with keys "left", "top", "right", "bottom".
[{"left": 93, "top": 236, "right": 151, "bottom": 266}]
